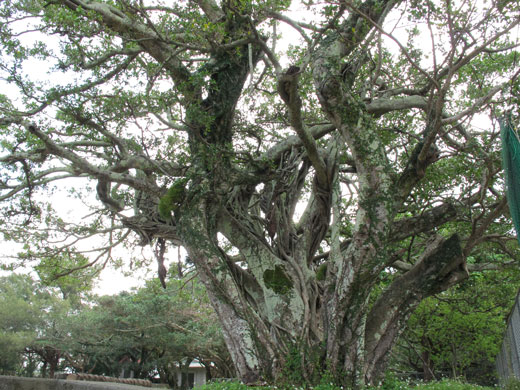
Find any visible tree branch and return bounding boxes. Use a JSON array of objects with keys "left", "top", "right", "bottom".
[
  {"left": 441, "top": 83, "right": 506, "bottom": 125},
  {"left": 25, "top": 123, "right": 161, "bottom": 194},
  {"left": 365, "top": 233, "right": 467, "bottom": 382},
  {"left": 390, "top": 202, "right": 457, "bottom": 242},
  {"left": 463, "top": 197, "right": 508, "bottom": 256},
  {"left": 193, "top": 0, "right": 224, "bottom": 23},
  {"left": 261, "top": 123, "right": 336, "bottom": 164},
  {"left": 277, "top": 67, "right": 329, "bottom": 186},
  {"left": 366, "top": 95, "right": 428, "bottom": 116},
  {"left": 392, "top": 258, "right": 517, "bottom": 273},
  {"left": 267, "top": 12, "right": 313, "bottom": 44},
  {"left": 57, "top": 0, "right": 199, "bottom": 101}
]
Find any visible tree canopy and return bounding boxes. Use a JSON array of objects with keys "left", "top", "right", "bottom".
[{"left": 1, "top": 0, "right": 519, "bottom": 386}]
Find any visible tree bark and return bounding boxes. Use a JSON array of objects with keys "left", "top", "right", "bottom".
[{"left": 421, "top": 336, "right": 435, "bottom": 381}]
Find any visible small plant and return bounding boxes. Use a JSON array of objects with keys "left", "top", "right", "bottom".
[
  {"left": 504, "top": 378, "right": 520, "bottom": 390},
  {"left": 197, "top": 381, "right": 255, "bottom": 390},
  {"left": 376, "top": 372, "right": 409, "bottom": 390},
  {"left": 413, "top": 379, "right": 494, "bottom": 390},
  {"left": 313, "top": 368, "right": 342, "bottom": 390}
]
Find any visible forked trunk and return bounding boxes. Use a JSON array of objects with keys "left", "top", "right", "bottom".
[{"left": 183, "top": 209, "right": 468, "bottom": 386}]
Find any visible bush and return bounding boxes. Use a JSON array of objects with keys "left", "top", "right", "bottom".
[{"left": 377, "top": 372, "right": 409, "bottom": 390}]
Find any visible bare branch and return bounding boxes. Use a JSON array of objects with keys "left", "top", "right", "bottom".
[
  {"left": 261, "top": 123, "right": 336, "bottom": 164},
  {"left": 393, "top": 259, "right": 517, "bottom": 273},
  {"left": 342, "top": 0, "right": 440, "bottom": 89},
  {"left": 463, "top": 197, "right": 508, "bottom": 256},
  {"left": 441, "top": 83, "right": 506, "bottom": 125},
  {"left": 25, "top": 123, "right": 160, "bottom": 194},
  {"left": 267, "top": 12, "right": 313, "bottom": 44},
  {"left": 390, "top": 202, "right": 457, "bottom": 242}
]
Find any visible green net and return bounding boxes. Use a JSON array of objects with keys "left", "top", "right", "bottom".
[{"left": 500, "top": 117, "right": 520, "bottom": 245}]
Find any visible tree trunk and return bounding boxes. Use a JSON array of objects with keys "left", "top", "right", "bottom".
[
  {"left": 451, "top": 343, "right": 458, "bottom": 379},
  {"left": 189, "top": 238, "right": 468, "bottom": 386},
  {"left": 41, "top": 362, "right": 47, "bottom": 378},
  {"left": 180, "top": 189, "right": 469, "bottom": 386},
  {"left": 421, "top": 337, "right": 435, "bottom": 381},
  {"left": 180, "top": 203, "right": 267, "bottom": 383},
  {"left": 174, "top": 61, "right": 470, "bottom": 384}
]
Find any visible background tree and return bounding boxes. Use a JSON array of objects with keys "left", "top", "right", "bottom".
[
  {"left": 0, "top": 272, "right": 231, "bottom": 382},
  {"left": 0, "top": 273, "right": 71, "bottom": 377},
  {"left": 0, "top": 274, "right": 40, "bottom": 376},
  {"left": 34, "top": 252, "right": 100, "bottom": 303},
  {"left": 390, "top": 261, "right": 520, "bottom": 385},
  {"left": 39, "top": 272, "right": 231, "bottom": 386},
  {"left": 1, "top": 0, "right": 519, "bottom": 386}
]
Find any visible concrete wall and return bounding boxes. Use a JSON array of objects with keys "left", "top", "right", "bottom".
[
  {"left": 0, "top": 376, "right": 154, "bottom": 390},
  {"left": 175, "top": 368, "right": 206, "bottom": 388},
  {"left": 193, "top": 370, "right": 205, "bottom": 387}
]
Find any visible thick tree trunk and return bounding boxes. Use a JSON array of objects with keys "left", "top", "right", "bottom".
[
  {"left": 189, "top": 241, "right": 468, "bottom": 386},
  {"left": 160, "top": 0, "right": 471, "bottom": 384},
  {"left": 184, "top": 269, "right": 262, "bottom": 383},
  {"left": 363, "top": 234, "right": 468, "bottom": 383},
  {"left": 179, "top": 200, "right": 276, "bottom": 383},
  {"left": 181, "top": 196, "right": 469, "bottom": 385}
]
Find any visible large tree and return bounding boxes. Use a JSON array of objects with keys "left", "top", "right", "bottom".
[{"left": 1, "top": 0, "right": 519, "bottom": 386}]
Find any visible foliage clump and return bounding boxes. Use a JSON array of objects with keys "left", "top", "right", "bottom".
[
  {"left": 198, "top": 381, "right": 265, "bottom": 390},
  {"left": 158, "top": 178, "right": 189, "bottom": 220},
  {"left": 391, "top": 264, "right": 520, "bottom": 385},
  {"left": 316, "top": 263, "right": 328, "bottom": 281},
  {"left": 198, "top": 376, "right": 496, "bottom": 390},
  {"left": 412, "top": 379, "right": 494, "bottom": 390}
]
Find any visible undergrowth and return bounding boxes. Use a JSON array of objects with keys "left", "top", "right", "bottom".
[{"left": 197, "top": 376, "right": 497, "bottom": 390}]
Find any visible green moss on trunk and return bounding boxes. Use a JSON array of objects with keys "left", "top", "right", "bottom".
[{"left": 263, "top": 265, "right": 293, "bottom": 295}]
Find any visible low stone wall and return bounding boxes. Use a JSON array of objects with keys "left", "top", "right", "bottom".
[
  {"left": 0, "top": 375, "right": 153, "bottom": 390},
  {"left": 58, "top": 374, "right": 151, "bottom": 387}
]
